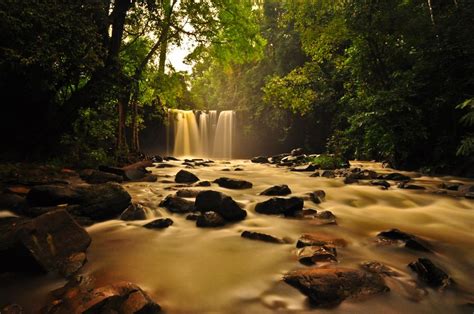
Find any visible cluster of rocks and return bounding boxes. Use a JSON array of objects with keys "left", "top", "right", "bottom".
[{"left": 251, "top": 148, "right": 349, "bottom": 169}]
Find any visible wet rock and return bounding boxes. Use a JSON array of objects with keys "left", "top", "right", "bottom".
[
  {"left": 297, "top": 245, "right": 337, "bottom": 265},
  {"left": 321, "top": 170, "right": 335, "bottom": 178},
  {"left": 408, "top": 258, "right": 452, "bottom": 289},
  {"left": 0, "top": 193, "right": 26, "bottom": 212},
  {"left": 121, "top": 160, "right": 154, "bottom": 181},
  {"left": 291, "top": 164, "right": 317, "bottom": 172},
  {"left": 458, "top": 184, "right": 474, "bottom": 194},
  {"left": 164, "top": 156, "right": 179, "bottom": 161},
  {"left": 0, "top": 210, "right": 91, "bottom": 276},
  {"left": 283, "top": 267, "right": 389, "bottom": 307},
  {"left": 120, "top": 203, "right": 148, "bottom": 221},
  {"left": 214, "top": 177, "right": 253, "bottom": 189},
  {"left": 260, "top": 185, "right": 291, "bottom": 196},
  {"left": 159, "top": 195, "right": 195, "bottom": 213},
  {"left": 0, "top": 304, "right": 23, "bottom": 314},
  {"left": 251, "top": 156, "right": 269, "bottom": 163},
  {"left": 377, "top": 229, "right": 431, "bottom": 252},
  {"left": 465, "top": 192, "right": 474, "bottom": 199},
  {"left": 343, "top": 177, "right": 359, "bottom": 184},
  {"left": 144, "top": 218, "right": 173, "bottom": 229},
  {"left": 195, "top": 190, "right": 247, "bottom": 221},
  {"left": 140, "top": 174, "right": 158, "bottom": 182},
  {"left": 316, "top": 210, "right": 336, "bottom": 221},
  {"left": 398, "top": 182, "right": 426, "bottom": 190},
  {"left": 281, "top": 155, "right": 306, "bottom": 164},
  {"left": 291, "top": 148, "right": 305, "bottom": 156},
  {"left": 156, "top": 163, "right": 176, "bottom": 168},
  {"left": 195, "top": 181, "right": 212, "bottom": 187},
  {"left": 185, "top": 213, "right": 200, "bottom": 221},
  {"left": 196, "top": 211, "right": 226, "bottom": 228},
  {"left": 269, "top": 153, "right": 290, "bottom": 164},
  {"left": 254, "top": 197, "right": 303, "bottom": 216},
  {"left": 241, "top": 231, "right": 284, "bottom": 244},
  {"left": 296, "top": 232, "right": 347, "bottom": 248},
  {"left": 98, "top": 165, "right": 125, "bottom": 177},
  {"left": 43, "top": 275, "right": 161, "bottom": 313},
  {"left": 79, "top": 169, "right": 123, "bottom": 184},
  {"left": 380, "top": 173, "right": 410, "bottom": 181},
  {"left": 310, "top": 172, "right": 320, "bottom": 177},
  {"left": 440, "top": 182, "right": 462, "bottom": 190},
  {"left": 152, "top": 155, "right": 163, "bottom": 162},
  {"left": 371, "top": 180, "right": 391, "bottom": 188},
  {"left": 26, "top": 183, "right": 131, "bottom": 221},
  {"left": 175, "top": 170, "right": 199, "bottom": 183},
  {"left": 234, "top": 167, "right": 244, "bottom": 171},
  {"left": 359, "top": 261, "right": 399, "bottom": 277},
  {"left": 176, "top": 189, "right": 201, "bottom": 198},
  {"left": 308, "top": 190, "right": 325, "bottom": 204}
]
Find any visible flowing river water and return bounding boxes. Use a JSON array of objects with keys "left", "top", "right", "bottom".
[{"left": 1, "top": 160, "right": 473, "bottom": 313}]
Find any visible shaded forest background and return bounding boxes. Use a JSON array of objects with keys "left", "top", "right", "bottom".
[{"left": 1, "top": 0, "right": 473, "bottom": 175}]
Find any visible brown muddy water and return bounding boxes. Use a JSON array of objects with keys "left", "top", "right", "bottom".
[{"left": 1, "top": 160, "right": 473, "bottom": 313}]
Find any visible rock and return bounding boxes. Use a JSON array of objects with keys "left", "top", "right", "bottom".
[
  {"left": 241, "top": 231, "right": 284, "bottom": 244},
  {"left": 121, "top": 160, "right": 154, "bottom": 181},
  {"left": 359, "top": 261, "right": 399, "bottom": 277},
  {"left": 159, "top": 195, "right": 195, "bottom": 213},
  {"left": 234, "top": 167, "right": 244, "bottom": 171},
  {"left": 296, "top": 232, "right": 347, "bottom": 248},
  {"left": 371, "top": 180, "right": 390, "bottom": 188},
  {"left": 398, "top": 182, "right": 426, "bottom": 190},
  {"left": 0, "top": 193, "right": 26, "bottom": 212},
  {"left": 377, "top": 229, "right": 431, "bottom": 252},
  {"left": 120, "top": 203, "right": 148, "bottom": 221},
  {"left": 175, "top": 170, "right": 199, "bottom": 183},
  {"left": 297, "top": 245, "right": 337, "bottom": 265},
  {"left": 458, "top": 184, "right": 474, "bottom": 194},
  {"left": 251, "top": 156, "right": 269, "bottom": 163},
  {"left": 185, "top": 213, "right": 200, "bottom": 221},
  {"left": 43, "top": 275, "right": 161, "bottom": 313},
  {"left": 466, "top": 192, "right": 474, "bottom": 199},
  {"left": 308, "top": 190, "right": 325, "bottom": 204},
  {"left": 310, "top": 171, "right": 320, "bottom": 177},
  {"left": 156, "top": 163, "right": 176, "bottom": 168},
  {"left": 152, "top": 155, "right": 163, "bottom": 162},
  {"left": 380, "top": 173, "right": 410, "bottom": 181},
  {"left": 140, "top": 174, "right": 158, "bottom": 182},
  {"left": 260, "top": 185, "right": 291, "bottom": 196},
  {"left": 321, "top": 170, "right": 335, "bottom": 178},
  {"left": 269, "top": 153, "right": 290, "bottom": 164},
  {"left": 0, "top": 210, "right": 91, "bottom": 277},
  {"left": 195, "top": 190, "right": 247, "bottom": 222},
  {"left": 98, "top": 165, "right": 126, "bottom": 177},
  {"left": 213, "top": 177, "right": 253, "bottom": 189},
  {"left": 195, "top": 181, "right": 212, "bottom": 187},
  {"left": 254, "top": 197, "right": 303, "bottom": 216},
  {"left": 316, "top": 210, "right": 336, "bottom": 220},
  {"left": 440, "top": 182, "right": 462, "bottom": 190},
  {"left": 79, "top": 169, "right": 123, "bottom": 184},
  {"left": 143, "top": 218, "right": 173, "bottom": 229},
  {"left": 176, "top": 189, "right": 201, "bottom": 198},
  {"left": 291, "top": 164, "right": 317, "bottom": 172},
  {"left": 283, "top": 267, "right": 389, "bottom": 307},
  {"left": 408, "top": 258, "right": 452, "bottom": 289},
  {"left": 196, "top": 211, "right": 226, "bottom": 227},
  {"left": 291, "top": 148, "right": 304, "bottom": 156},
  {"left": 343, "top": 177, "right": 359, "bottom": 184},
  {"left": 164, "top": 156, "right": 179, "bottom": 161},
  {"left": 0, "top": 304, "right": 23, "bottom": 314},
  {"left": 26, "top": 183, "right": 131, "bottom": 221}
]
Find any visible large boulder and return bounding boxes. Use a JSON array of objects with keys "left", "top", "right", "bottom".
[
  {"left": 43, "top": 275, "right": 161, "bottom": 313},
  {"left": 175, "top": 170, "right": 199, "bottom": 183},
  {"left": 25, "top": 183, "right": 132, "bottom": 221},
  {"left": 213, "top": 177, "right": 253, "bottom": 189},
  {"left": 195, "top": 190, "right": 247, "bottom": 221},
  {"left": 260, "top": 185, "right": 291, "bottom": 196},
  {"left": 283, "top": 267, "right": 389, "bottom": 307},
  {"left": 254, "top": 197, "right": 303, "bottom": 216},
  {"left": 159, "top": 195, "right": 195, "bottom": 213},
  {"left": 0, "top": 210, "right": 91, "bottom": 277}
]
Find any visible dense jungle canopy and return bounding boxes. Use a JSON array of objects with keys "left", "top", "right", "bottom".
[{"left": 1, "top": 0, "right": 473, "bottom": 174}]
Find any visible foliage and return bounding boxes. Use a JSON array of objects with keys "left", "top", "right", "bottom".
[{"left": 306, "top": 154, "right": 348, "bottom": 170}]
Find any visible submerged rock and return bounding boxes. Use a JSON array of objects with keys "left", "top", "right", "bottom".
[
  {"left": 254, "top": 197, "right": 303, "bottom": 216},
  {"left": 398, "top": 182, "right": 426, "bottom": 190},
  {"left": 43, "top": 275, "right": 161, "bottom": 313},
  {"left": 359, "top": 261, "right": 399, "bottom": 277},
  {"left": 377, "top": 229, "right": 432, "bottom": 252},
  {"left": 175, "top": 170, "right": 199, "bottom": 183},
  {"left": 260, "top": 184, "right": 292, "bottom": 196},
  {"left": 144, "top": 218, "right": 173, "bottom": 229},
  {"left": 297, "top": 245, "right": 337, "bottom": 265},
  {"left": 159, "top": 195, "right": 195, "bottom": 213},
  {"left": 196, "top": 211, "right": 226, "bottom": 228},
  {"left": 120, "top": 203, "right": 148, "bottom": 221},
  {"left": 0, "top": 210, "right": 91, "bottom": 277},
  {"left": 213, "top": 177, "right": 253, "bottom": 189},
  {"left": 283, "top": 267, "right": 389, "bottom": 307},
  {"left": 408, "top": 258, "right": 452, "bottom": 289},
  {"left": 241, "top": 231, "right": 284, "bottom": 244},
  {"left": 195, "top": 190, "right": 246, "bottom": 222}
]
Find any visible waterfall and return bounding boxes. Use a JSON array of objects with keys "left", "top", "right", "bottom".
[{"left": 165, "top": 109, "right": 236, "bottom": 158}]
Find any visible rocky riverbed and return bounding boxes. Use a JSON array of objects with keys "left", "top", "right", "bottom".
[{"left": 0, "top": 157, "right": 473, "bottom": 313}]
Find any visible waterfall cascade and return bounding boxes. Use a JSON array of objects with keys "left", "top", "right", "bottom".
[{"left": 166, "top": 109, "right": 236, "bottom": 158}]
